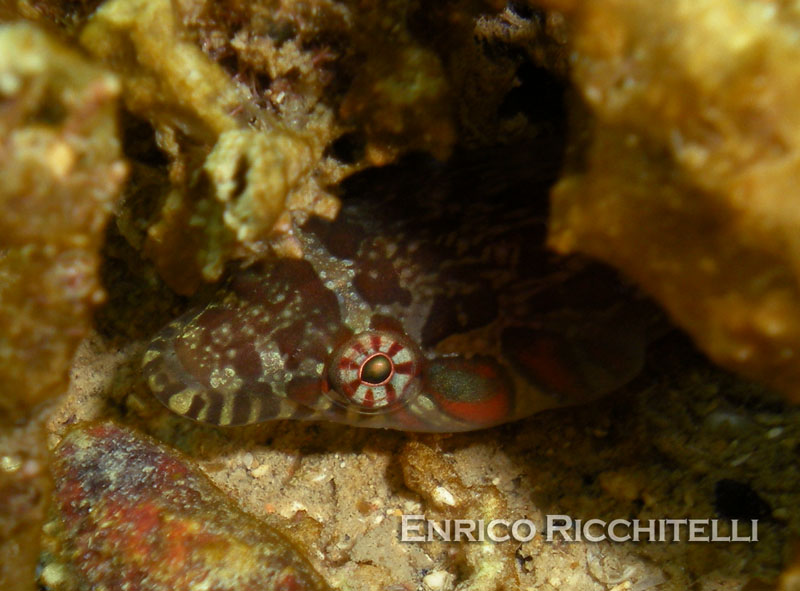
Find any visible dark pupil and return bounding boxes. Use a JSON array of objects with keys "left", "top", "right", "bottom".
[{"left": 361, "top": 354, "right": 392, "bottom": 385}]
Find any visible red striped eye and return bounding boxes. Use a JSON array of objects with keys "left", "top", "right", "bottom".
[{"left": 326, "top": 331, "right": 422, "bottom": 412}]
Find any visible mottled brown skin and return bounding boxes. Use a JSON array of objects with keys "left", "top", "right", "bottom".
[
  {"left": 47, "top": 422, "right": 329, "bottom": 591},
  {"left": 144, "top": 145, "right": 652, "bottom": 431}
]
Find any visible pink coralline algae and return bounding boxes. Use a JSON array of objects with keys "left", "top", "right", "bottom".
[{"left": 46, "top": 422, "right": 329, "bottom": 591}]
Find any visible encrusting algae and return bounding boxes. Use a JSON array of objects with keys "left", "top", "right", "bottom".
[
  {"left": 0, "top": 22, "right": 126, "bottom": 591},
  {"left": 40, "top": 421, "right": 329, "bottom": 591},
  {"left": 80, "top": 0, "right": 338, "bottom": 294},
  {"left": 0, "top": 21, "right": 126, "bottom": 423},
  {"left": 533, "top": 0, "right": 800, "bottom": 404}
]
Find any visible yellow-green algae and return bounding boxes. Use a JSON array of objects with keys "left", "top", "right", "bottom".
[{"left": 80, "top": 0, "right": 335, "bottom": 294}]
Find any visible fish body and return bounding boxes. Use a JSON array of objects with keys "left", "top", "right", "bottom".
[{"left": 143, "top": 147, "right": 650, "bottom": 431}]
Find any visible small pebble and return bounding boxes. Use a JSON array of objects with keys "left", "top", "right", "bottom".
[
  {"left": 311, "top": 470, "right": 330, "bottom": 482},
  {"left": 766, "top": 427, "right": 784, "bottom": 439},
  {"left": 423, "top": 570, "right": 453, "bottom": 591},
  {"left": 0, "top": 455, "right": 22, "bottom": 472},
  {"left": 730, "top": 453, "right": 752, "bottom": 467},
  {"left": 252, "top": 464, "right": 271, "bottom": 478},
  {"left": 39, "top": 563, "right": 70, "bottom": 588},
  {"left": 704, "top": 409, "right": 751, "bottom": 432},
  {"left": 432, "top": 486, "right": 456, "bottom": 507}
]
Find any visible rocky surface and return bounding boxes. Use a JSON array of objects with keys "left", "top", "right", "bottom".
[
  {"left": 0, "top": 22, "right": 125, "bottom": 590},
  {"left": 538, "top": 0, "right": 800, "bottom": 404}
]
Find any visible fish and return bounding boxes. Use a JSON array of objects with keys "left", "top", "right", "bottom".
[{"left": 142, "top": 144, "right": 654, "bottom": 432}]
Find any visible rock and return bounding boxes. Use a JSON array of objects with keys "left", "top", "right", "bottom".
[{"left": 44, "top": 422, "right": 329, "bottom": 591}]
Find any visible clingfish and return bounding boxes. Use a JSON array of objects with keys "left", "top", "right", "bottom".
[
  {"left": 143, "top": 146, "right": 654, "bottom": 432},
  {"left": 45, "top": 421, "right": 329, "bottom": 591}
]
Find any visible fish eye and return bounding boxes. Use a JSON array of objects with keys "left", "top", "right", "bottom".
[
  {"left": 326, "top": 330, "right": 422, "bottom": 412},
  {"left": 360, "top": 353, "right": 394, "bottom": 385}
]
